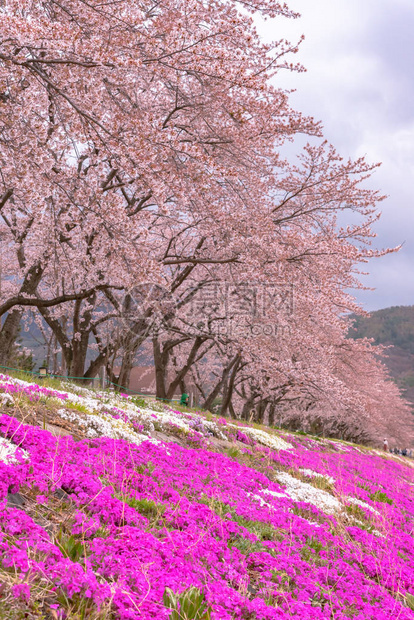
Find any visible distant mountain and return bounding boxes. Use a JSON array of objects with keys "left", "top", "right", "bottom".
[
  {"left": 17, "top": 322, "right": 48, "bottom": 369},
  {"left": 349, "top": 305, "right": 414, "bottom": 406}
]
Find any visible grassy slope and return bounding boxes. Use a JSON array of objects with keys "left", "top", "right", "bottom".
[
  {"left": 0, "top": 372, "right": 414, "bottom": 620},
  {"left": 350, "top": 305, "right": 414, "bottom": 406}
]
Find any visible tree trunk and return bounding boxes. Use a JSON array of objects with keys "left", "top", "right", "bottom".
[
  {"left": 114, "top": 331, "right": 149, "bottom": 391},
  {"left": 256, "top": 398, "right": 268, "bottom": 424},
  {"left": 69, "top": 334, "right": 90, "bottom": 380},
  {"left": 0, "top": 309, "right": 22, "bottom": 365},
  {"left": 219, "top": 355, "right": 241, "bottom": 417},
  {"left": 241, "top": 396, "right": 255, "bottom": 421},
  {"left": 202, "top": 377, "right": 224, "bottom": 412},
  {"left": 153, "top": 337, "right": 168, "bottom": 400},
  {"left": 52, "top": 333, "right": 58, "bottom": 375},
  {"left": 0, "top": 262, "right": 44, "bottom": 365},
  {"left": 201, "top": 354, "right": 239, "bottom": 411},
  {"left": 38, "top": 310, "right": 72, "bottom": 375},
  {"left": 268, "top": 403, "right": 276, "bottom": 427},
  {"left": 228, "top": 400, "right": 237, "bottom": 419},
  {"left": 117, "top": 350, "right": 134, "bottom": 391},
  {"left": 166, "top": 337, "right": 206, "bottom": 399}
]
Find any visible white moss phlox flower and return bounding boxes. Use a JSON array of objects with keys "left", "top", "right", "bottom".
[
  {"left": 0, "top": 393, "right": 14, "bottom": 405},
  {"left": 299, "top": 468, "right": 335, "bottom": 485},
  {"left": 0, "top": 437, "right": 29, "bottom": 464},
  {"left": 56, "top": 408, "right": 157, "bottom": 446},
  {"left": 276, "top": 472, "right": 342, "bottom": 515},
  {"left": 346, "top": 496, "right": 380, "bottom": 515},
  {"left": 228, "top": 424, "right": 293, "bottom": 451}
]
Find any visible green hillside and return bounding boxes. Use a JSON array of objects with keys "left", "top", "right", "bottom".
[{"left": 350, "top": 305, "right": 414, "bottom": 405}]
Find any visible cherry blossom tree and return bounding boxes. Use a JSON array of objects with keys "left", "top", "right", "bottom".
[
  {"left": 0, "top": 0, "right": 315, "bottom": 365},
  {"left": 0, "top": 0, "right": 410, "bottom": 446}
]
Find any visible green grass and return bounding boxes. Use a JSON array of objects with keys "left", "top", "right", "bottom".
[
  {"left": 345, "top": 503, "right": 368, "bottom": 521},
  {"left": 54, "top": 529, "right": 87, "bottom": 563},
  {"left": 198, "top": 495, "right": 285, "bottom": 549},
  {"left": 115, "top": 495, "right": 167, "bottom": 527},
  {"left": 1, "top": 368, "right": 72, "bottom": 390},
  {"left": 406, "top": 594, "right": 414, "bottom": 611},
  {"left": 369, "top": 490, "right": 393, "bottom": 505},
  {"left": 0, "top": 596, "right": 47, "bottom": 620},
  {"left": 163, "top": 586, "right": 212, "bottom": 620},
  {"left": 64, "top": 401, "right": 94, "bottom": 414},
  {"left": 225, "top": 446, "right": 241, "bottom": 459},
  {"left": 135, "top": 461, "right": 156, "bottom": 475},
  {"left": 130, "top": 396, "right": 150, "bottom": 409},
  {"left": 299, "top": 537, "right": 330, "bottom": 565}
]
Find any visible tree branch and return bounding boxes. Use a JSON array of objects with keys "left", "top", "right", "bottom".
[
  {"left": 0, "top": 189, "right": 13, "bottom": 212},
  {"left": 0, "top": 284, "right": 122, "bottom": 317}
]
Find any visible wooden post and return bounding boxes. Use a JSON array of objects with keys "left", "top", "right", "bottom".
[{"left": 100, "top": 366, "right": 106, "bottom": 390}]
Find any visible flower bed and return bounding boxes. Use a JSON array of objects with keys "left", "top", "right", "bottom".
[{"left": 0, "top": 374, "right": 413, "bottom": 619}]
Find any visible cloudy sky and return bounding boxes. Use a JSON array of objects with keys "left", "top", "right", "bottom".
[{"left": 259, "top": 0, "right": 414, "bottom": 311}]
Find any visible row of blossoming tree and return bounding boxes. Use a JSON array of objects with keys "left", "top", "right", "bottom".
[{"left": 0, "top": 0, "right": 412, "bottom": 444}]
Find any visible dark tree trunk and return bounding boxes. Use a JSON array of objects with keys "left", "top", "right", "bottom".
[
  {"left": 228, "top": 400, "right": 237, "bottom": 419},
  {"left": 219, "top": 355, "right": 241, "bottom": 417},
  {"left": 202, "top": 378, "right": 224, "bottom": 412},
  {"left": 268, "top": 403, "right": 276, "bottom": 427},
  {"left": 166, "top": 337, "right": 206, "bottom": 400},
  {"left": 38, "top": 309, "right": 72, "bottom": 374},
  {"left": 256, "top": 398, "right": 268, "bottom": 424},
  {"left": 0, "top": 309, "right": 22, "bottom": 365},
  {"left": 70, "top": 336, "right": 90, "bottom": 379},
  {"left": 241, "top": 396, "right": 255, "bottom": 421},
  {"left": 153, "top": 337, "right": 169, "bottom": 400},
  {"left": 202, "top": 354, "right": 240, "bottom": 412},
  {"left": 117, "top": 349, "right": 135, "bottom": 391},
  {"left": 0, "top": 262, "right": 44, "bottom": 365}
]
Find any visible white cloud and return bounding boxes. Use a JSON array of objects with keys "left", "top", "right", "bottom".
[{"left": 257, "top": 0, "right": 414, "bottom": 310}]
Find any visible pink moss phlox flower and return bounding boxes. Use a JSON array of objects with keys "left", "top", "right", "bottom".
[
  {"left": 0, "top": 392, "right": 413, "bottom": 619},
  {"left": 11, "top": 583, "right": 30, "bottom": 602}
]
